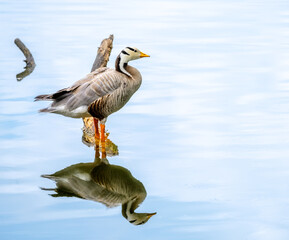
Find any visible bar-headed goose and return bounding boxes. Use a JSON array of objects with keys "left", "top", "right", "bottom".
[
  {"left": 41, "top": 157, "right": 156, "bottom": 225},
  {"left": 35, "top": 47, "right": 150, "bottom": 141}
]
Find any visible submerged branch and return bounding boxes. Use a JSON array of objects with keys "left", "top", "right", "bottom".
[{"left": 14, "top": 38, "right": 36, "bottom": 81}]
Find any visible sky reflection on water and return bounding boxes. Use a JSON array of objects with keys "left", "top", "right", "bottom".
[{"left": 1, "top": 0, "right": 289, "bottom": 239}]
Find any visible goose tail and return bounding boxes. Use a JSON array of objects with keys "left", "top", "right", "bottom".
[
  {"left": 41, "top": 174, "right": 56, "bottom": 179},
  {"left": 34, "top": 94, "right": 52, "bottom": 101},
  {"left": 38, "top": 107, "right": 54, "bottom": 113}
]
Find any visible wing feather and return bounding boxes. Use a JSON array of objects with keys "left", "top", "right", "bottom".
[
  {"left": 66, "top": 176, "right": 128, "bottom": 208},
  {"left": 51, "top": 68, "right": 124, "bottom": 111}
]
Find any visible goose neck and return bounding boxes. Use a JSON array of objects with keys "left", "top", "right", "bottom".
[{"left": 115, "top": 55, "right": 132, "bottom": 77}]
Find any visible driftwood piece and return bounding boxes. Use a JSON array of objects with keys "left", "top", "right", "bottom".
[
  {"left": 82, "top": 34, "right": 118, "bottom": 156},
  {"left": 14, "top": 38, "right": 36, "bottom": 81},
  {"left": 91, "top": 34, "right": 114, "bottom": 72}
]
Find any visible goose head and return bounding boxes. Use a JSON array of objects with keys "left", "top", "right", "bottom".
[
  {"left": 123, "top": 196, "right": 156, "bottom": 225},
  {"left": 127, "top": 212, "right": 157, "bottom": 225},
  {"left": 120, "top": 47, "right": 150, "bottom": 61},
  {"left": 116, "top": 47, "right": 150, "bottom": 77}
]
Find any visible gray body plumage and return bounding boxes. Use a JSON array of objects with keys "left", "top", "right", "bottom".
[{"left": 35, "top": 48, "right": 145, "bottom": 121}]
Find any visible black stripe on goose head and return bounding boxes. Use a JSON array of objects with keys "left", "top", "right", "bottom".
[
  {"left": 121, "top": 50, "right": 129, "bottom": 55},
  {"left": 127, "top": 47, "right": 137, "bottom": 52}
]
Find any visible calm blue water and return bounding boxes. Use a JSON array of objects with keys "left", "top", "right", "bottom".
[{"left": 1, "top": 0, "right": 289, "bottom": 239}]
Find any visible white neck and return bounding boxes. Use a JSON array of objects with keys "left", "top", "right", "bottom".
[
  {"left": 119, "top": 56, "right": 132, "bottom": 77},
  {"left": 125, "top": 197, "right": 135, "bottom": 220},
  {"left": 115, "top": 53, "right": 133, "bottom": 77}
]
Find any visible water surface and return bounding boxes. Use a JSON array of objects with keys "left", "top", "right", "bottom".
[{"left": 1, "top": 0, "right": 289, "bottom": 239}]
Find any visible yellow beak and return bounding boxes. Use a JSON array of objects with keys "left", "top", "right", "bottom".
[
  {"left": 147, "top": 212, "right": 157, "bottom": 219},
  {"left": 140, "top": 51, "right": 150, "bottom": 58}
]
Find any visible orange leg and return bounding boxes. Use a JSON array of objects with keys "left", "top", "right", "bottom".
[
  {"left": 94, "top": 142, "right": 100, "bottom": 159},
  {"left": 93, "top": 118, "right": 100, "bottom": 139},
  {"left": 100, "top": 123, "right": 106, "bottom": 143},
  {"left": 100, "top": 123, "right": 106, "bottom": 158},
  {"left": 101, "top": 139, "right": 106, "bottom": 159}
]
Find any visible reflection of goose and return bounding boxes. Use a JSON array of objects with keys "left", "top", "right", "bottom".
[
  {"left": 41, "top": 158, "right": 156, "bottom": 225},
  {"left": 35, "top": 47, "right": 150, "bottom": 141}
]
